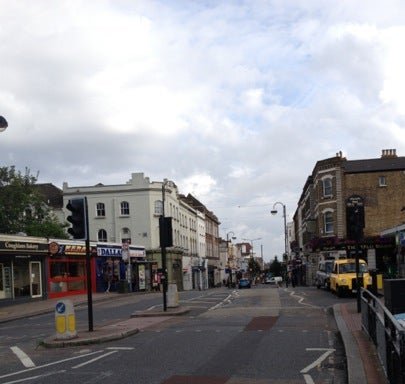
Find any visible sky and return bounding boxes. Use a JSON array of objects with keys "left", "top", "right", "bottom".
[{"left": 1, "top": 0, "right": 405, "bottom": 262}]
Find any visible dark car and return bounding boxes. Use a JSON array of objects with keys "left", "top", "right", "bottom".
[{"left": 238, "top": 278, "right": 251, "bottom": 289}]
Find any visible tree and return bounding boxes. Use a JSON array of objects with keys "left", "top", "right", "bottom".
[
  {"left": 269, "top": 256, "right": 283, "bottom": 277},
  {"left": 248, "top": 257, "right": 261, "bottom": 277},
  {"left": 0, "top": 166, "right": 68, "bottom": 238}
]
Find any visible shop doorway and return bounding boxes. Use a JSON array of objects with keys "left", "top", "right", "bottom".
[
  {"left": 0, "top": 263, "right": 13, "bottom": 299},
  {"left": 30, "top": 261, "right": 42, "bottom": 298}
]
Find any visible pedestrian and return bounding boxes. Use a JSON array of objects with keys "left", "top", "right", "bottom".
[{"left": 105, "top": 266, "right": 113, "bottom": 293}]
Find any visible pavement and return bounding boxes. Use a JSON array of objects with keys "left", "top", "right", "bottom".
[{"left": 0, "top": 291, "right": 389, "bottom": 384}]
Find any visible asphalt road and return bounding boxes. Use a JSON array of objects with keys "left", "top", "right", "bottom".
[{"left": 0, "top": 285, "right": 353, "bottom": 384}]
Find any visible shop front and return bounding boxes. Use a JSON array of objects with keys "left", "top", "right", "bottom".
[
  {"left": 0, "top": 235, "right": 48, "bottom": 304},
  {"left": 96, "top": 244, "right": 126, "bottom": 293},
  {"left": 95, "top": 243, "right": 150, "bottom": 293},
  {"left": 127, "top": 245, "right": 154, "bottom": 292},
  {"left": 48, "top": 241, "right": 97, "bottom": 299}
]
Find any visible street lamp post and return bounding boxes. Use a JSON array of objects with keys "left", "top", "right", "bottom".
[
  {"left": 271, "top": 202, "right": 288, "bottom": 260},
  {"left": 226, "top": 231, "right": 236, "bottom": 286},
  {"left": 160, "top": 180, "right": 169, "bottom": 311}
]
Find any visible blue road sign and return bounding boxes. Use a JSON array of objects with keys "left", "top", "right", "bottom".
[{"left": 56, "top": 302, "right": 66, "bottom": 314}]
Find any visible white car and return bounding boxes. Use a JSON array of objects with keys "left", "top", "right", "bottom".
[{"left": 265, "top": 276, "right": 283, "bottom": 284}]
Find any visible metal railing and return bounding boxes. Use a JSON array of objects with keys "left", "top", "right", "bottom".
[{"left": 361, "top": 288, "right": 405, "bottom": 383}]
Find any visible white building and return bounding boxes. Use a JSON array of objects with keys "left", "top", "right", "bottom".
[{"left": 62, "top": 172, "right": 215, "bottom": 291}]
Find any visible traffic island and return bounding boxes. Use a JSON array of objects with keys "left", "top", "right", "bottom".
[{"left": 40, "top": 318, "right": 142, "bottom": 348}]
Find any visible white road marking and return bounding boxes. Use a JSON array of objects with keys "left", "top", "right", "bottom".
[
  {"left": 1, "top": 370, "right": 66, "bottom": 384},
  {"left": 0, "top": 350, "right": 104, "bottom": 380},
  {"left": 10, "top": 347, "right": 35, "bottom": 368},
  {"left": 72, "top": 350, "right": 118, "bottom": 369},
  {"left": 209, "top": 293, "right": 233, "bottom": 311},
  {"left": 303, "top": 373, "right": 315, "bottom": 384},
  {"left": 106, "top": 347, "right": 134, "bottom": 350},
  {"left": 301, "top": 348, "right": 336, "bottom": 373}
]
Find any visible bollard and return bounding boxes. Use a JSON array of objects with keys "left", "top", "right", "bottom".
[
  {"left": 55, "top": 299, "right": 77, "bottom": 340},
  {"left": 167, "top": 283, "right": 179, "bottom": 308},
  {"left": 369, "top": 269, "right": 378, "bottom": 295}
]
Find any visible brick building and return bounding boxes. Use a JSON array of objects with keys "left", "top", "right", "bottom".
[{"left": 294, "top": 149, "right": 405, "bottom": 284}]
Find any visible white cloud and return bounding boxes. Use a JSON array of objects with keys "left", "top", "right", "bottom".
[{"left": 1, "top": 0, "right": 405, "bottom": 260}]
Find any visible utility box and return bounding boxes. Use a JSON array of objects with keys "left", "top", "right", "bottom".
[
  {"left": 384, "top": 279, "right": 405, "bottom": 315},
  {"left": 55, "top": 299, "right": 77, "bottom": 340},
  {"left": 118, "top": 280, "right": 129, "bottom": 293}
]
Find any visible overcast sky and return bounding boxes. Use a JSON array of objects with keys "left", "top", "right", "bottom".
[{"left": 1, "top": 1, "right": 405, "bottom": 261}]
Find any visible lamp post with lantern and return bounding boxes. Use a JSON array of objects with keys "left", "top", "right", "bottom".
[
  {"left": 226, "top": 231, "right": 236, "bottom": 287},
  {"left": 271, "top": 202, "right": 288, "bottom": 261}
]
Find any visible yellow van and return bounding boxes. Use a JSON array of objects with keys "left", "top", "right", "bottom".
[{"left": 329, "top": 258, "right": 372, "bottom": 297}]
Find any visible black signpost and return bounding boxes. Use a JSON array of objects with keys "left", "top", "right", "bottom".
[
  {"left": 66, "top": 196, "right": 93, "bottom": 331},
  {"left": 159, "top": 182, "right": 174, "bottom": 312},
  {"left": 346, "top": 195, "right": 365, "bottom": 313}
]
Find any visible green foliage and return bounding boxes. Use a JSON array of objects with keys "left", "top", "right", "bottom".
[
  {"left": 0, "top": 166, "right": 68, "bottom": 238},
  {"left": 269, "top": 256, "right": 283, "bottom": 276},
  {"left": 248, "top": 257, "right": 262, "bottom": 276}
]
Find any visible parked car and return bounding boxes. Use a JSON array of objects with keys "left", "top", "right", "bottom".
[
  {"left": 238, "top": 278, "right": 251, "bottom": 289},
  {"left": 315, "top": 259, "right": 334, "bottom": 290},
  {"left": 329, "top": 258, "right": 372, "bottom": 297}
]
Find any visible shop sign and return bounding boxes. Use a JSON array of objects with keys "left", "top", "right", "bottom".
[
  {"left": 0, "top": 241, "right": 48, "bottom": 253},
  {"left": 97, "top": 246, "right": 122, "bottom": 257},
  {"left": 129, "top": 247, "right": 146, "bottom": 258},
  {"left": 346, "top": 195, "right": 364, "bottom": 207},
  {"left": 62, "top": 244, "right": 87, "bottom": 255},
  {"left": 49, "top": 242, "right": 59, "bottom": 255}
]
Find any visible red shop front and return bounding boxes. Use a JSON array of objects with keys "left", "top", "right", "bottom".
[{"left": 47, "top": 241, "right": 96, "bottom": 299}]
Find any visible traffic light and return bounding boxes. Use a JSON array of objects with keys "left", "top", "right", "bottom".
[
  {"left": 159, "top": 217, "right": 173, "bottom": 247},
  {"left": 66, "top": 198, "right": 87, "bottom": 239}
]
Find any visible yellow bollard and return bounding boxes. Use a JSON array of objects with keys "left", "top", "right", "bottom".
[{"left": 55, "top": 299, "right": 77, "bottom": 340}]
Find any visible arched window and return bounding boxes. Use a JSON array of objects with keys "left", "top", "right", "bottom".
[
  {"left": 324, "top": 211, "right": 334, "bottom": 234},
  {"left": 121, "top": 227, "right": 131, "bottom": 244},
  {"left": 96, "top": 202, "right": 105, "bottom": 217},
  {"left": 98, "top": 229, "right": 107, "bottom": 242},
  {"left": 120, "top": 201, "right": 130, "bottom": 215}
]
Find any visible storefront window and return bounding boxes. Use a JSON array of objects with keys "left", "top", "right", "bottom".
[
  {"left": 49, "top": 256, "right": 86, "bottom": 296},
  {"left": 0, "top": 262, "right": 13, "bottom": 299}
]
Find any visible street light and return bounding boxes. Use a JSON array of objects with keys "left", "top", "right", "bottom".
[
  {"left": 226, "top": 231, "right": 236, "bottom": 286},
  {"left": 271, "top": 202, "right": 288, "bottom": 260},
  {"left": 0, "top": 116, "right": 8, "bottom": 132}
]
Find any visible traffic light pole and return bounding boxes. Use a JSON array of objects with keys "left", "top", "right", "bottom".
[
  {"left": 161, "top": 182, "right": 168, "bottom": 312},
  {"left": 84, "top": 197, "right": 94, "bottom": 331}
]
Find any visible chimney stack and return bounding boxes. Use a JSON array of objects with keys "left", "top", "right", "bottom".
[{"left": 381, "top": 149, "right": 397, "bottom": 158}]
